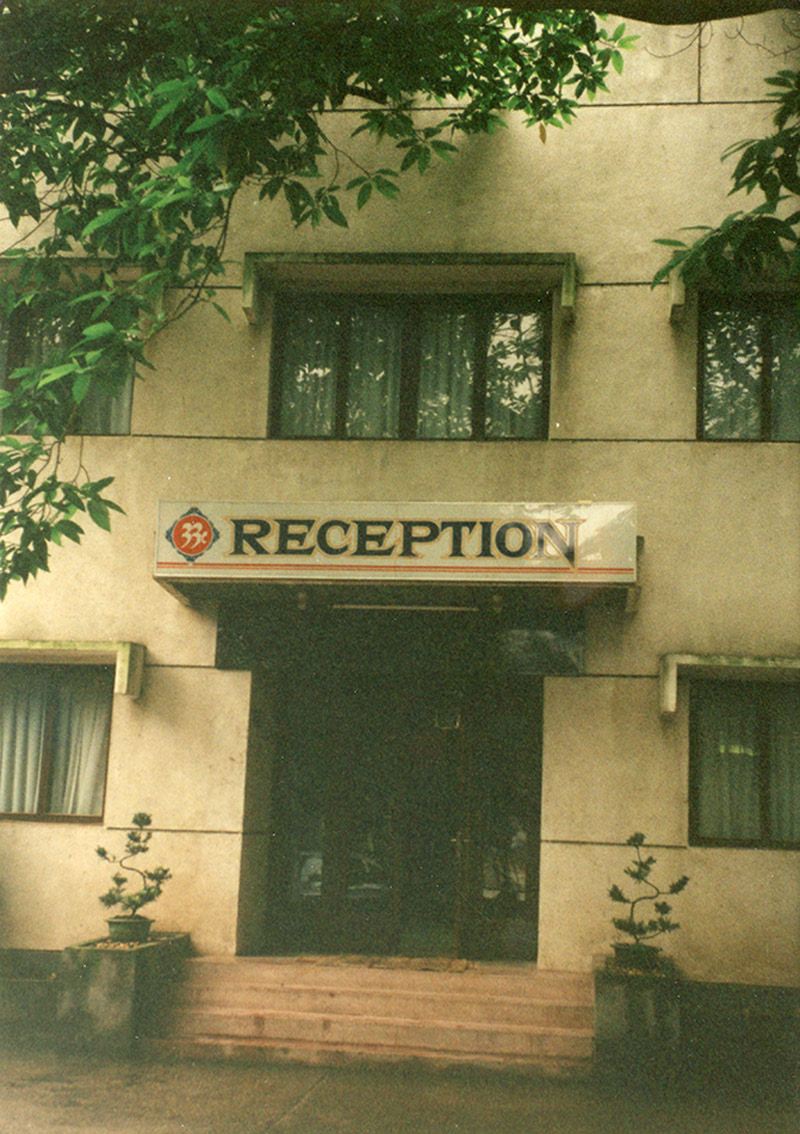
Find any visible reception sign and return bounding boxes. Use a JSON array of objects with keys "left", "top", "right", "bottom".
[{"left": 155, "top": 502, "right": 637, "bottom": 586}]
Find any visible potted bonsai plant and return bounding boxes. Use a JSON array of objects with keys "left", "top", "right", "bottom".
[
  {"left": 608, "top": 832, "right": 689, "bottom": 972},
  {"left": 96, "top": 812, "right": 172, "bottom": 943}
]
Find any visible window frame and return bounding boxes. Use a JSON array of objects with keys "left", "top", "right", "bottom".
[
  {"left": 688, "top": 677, "right": 800, "bottom": 850},
  {"left": 268, "top": 291, "right": 552, "bottom": 442},
  {"left": 696, "top": 291, "right": 800, "bottom": 442},
  {"left": 0, "top": 662, "right": 114, "bottom": 823}
]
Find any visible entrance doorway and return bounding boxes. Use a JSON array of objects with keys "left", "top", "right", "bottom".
[{"left": 265, "top": 671, "right": 542, "bottom": 961}]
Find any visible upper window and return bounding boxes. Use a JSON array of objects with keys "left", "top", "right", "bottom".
[
  {"left": 269, "top": 294, "right": 550, "bottom": 440},
  {"left": 0, "top": 665, "right": 113, "bottom": 818},
  {"left": 699, "top": 294, "right": 800, "bottom": 440},
  {"left": 0, "top": 306, "right": 133, "bottom": 436},
  {"left": 689, "top": 680, "right": 800, "bottom": 848}
]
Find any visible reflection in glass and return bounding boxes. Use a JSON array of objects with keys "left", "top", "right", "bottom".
[
  {"left": 278, "top": 303, "right": 340, "bottom": 436},
  {"left": 485, "top": 308, "right": 546, "bottom": 439},
  {"left": 701, "top": 297, "right": 800, "bottom": 440},
  {"left": 702, "top": 304, "right": 763, "bottom": 439},
  {"left": 345, "top": 305, "right": 402, "bottom": 437},
  {"left": 417, "top": 308, "right": 475, "bottom": 438},
  {"left": 770, "top": 302, "right": 800, "bottom": 440}
]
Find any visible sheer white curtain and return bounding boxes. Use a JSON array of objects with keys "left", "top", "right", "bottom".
[
  {"left": 80, "top": 366, "right": 133, "bottom": 435},
  {"left": 0, "top": 669, "right": 48, "bottom": 813},
  {"left": 0, "top": 666, "right": 112, "bottom": 816},
  {"left": 417, "top": 309, "right": 475, "bottom": 438},
  {"left": 345, "top": 305, "right": 402, "bottom": 438},
  {"left": 48, "top": 669, "right": 113, "bottom": 815},
  {"left": 694, "top": 683, "right": 760, "bottom": 840},
  {"left": 278, "top": 303, "right": 340, "bottom": 436}
]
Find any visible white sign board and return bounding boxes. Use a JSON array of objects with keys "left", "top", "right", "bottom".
[{"left": 155, "top": 502, "right": 637, "bottom": 586}]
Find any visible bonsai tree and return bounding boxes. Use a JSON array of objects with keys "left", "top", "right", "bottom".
[
  {"left": 96, "top": 812, "right": 172, "bottom": 921},
  {"left": 609, "top": 832, "right": 689, "bottom": 966}
]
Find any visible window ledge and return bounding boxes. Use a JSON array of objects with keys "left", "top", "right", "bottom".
[
  {"left": 242, "top": 251, "right": 577, "bottom": 323},
  {"left": 0, "top": 640, "right": 145, "bottom": 698},
  {"left": 659, "top": 652, "right": 800, "bottom": 717}
]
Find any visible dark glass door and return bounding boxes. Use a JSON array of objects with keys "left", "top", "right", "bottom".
[{"left": 266, "top": 672, "right": 541, "bottom": 960}]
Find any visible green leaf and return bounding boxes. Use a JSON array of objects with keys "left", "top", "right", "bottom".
[
  {"left": 39, "top": 363, "right": 80, "bottom": 387},
  {"left": 87, "top": 498, "right": 111, "bottom": 531},
  {"left": 321, "top": 196, "right": 348, "bottom": 228},
  {"left": 81, "top": 208, "right": 126, "bottom": 238},
  {"left": 72, "top": 371, "right": 91, "bottom": 404},
  {"left": 82, "top": 322, "right": 116, "bottom": 340},
  {"left": 374, "top": 176, "right": 400, "bottom": 200},
  {"left": 185, "top": 113, "right": 229, "bottom": 135}
]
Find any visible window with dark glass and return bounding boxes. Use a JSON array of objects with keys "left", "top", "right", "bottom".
[
  {"left": 270, "top": 295, "right": 550, "bottom": 440},
  {"left": 0, "top": 305, "right": 133, "bottom": 435},
  {"left": 689, "top": 680, "right": 800, "bottom": 847},
  {"left": 0, "top": 665, "right": 113, "bottom": 818},
  {"left": 699, "top": 295, "right": 800, "bottom": 440}
]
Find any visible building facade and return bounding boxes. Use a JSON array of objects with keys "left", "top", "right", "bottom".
[{"left": 1, "top": 13, "right": 799, "bottom": 990}]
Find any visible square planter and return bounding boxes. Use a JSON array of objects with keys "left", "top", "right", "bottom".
[
  {"left": 57, "top": 932, "right": 191, "bottom": 1056},
  {"left": 594, "top": 955, "right": 684, "bottom": 1076}
]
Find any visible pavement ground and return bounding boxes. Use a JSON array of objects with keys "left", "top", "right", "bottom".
[{"left": 0, "top": 1043, "right": 797, "bottom": 1134}]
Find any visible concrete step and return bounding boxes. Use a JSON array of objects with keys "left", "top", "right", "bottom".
[
  {"left": 177, "top": 981, "right": 593, "bottom": 1030},
  {"left": 169, "top": 1005, "right": 594, "bottom": 1061},
  {"left": 146, "top": 1034, "right": 591, "bottom": 1076},
  {"left": 183, "top": 957, "right": 593, "bottom": 1001},
  {"left": 157, "top": 958, "right": 595, "bottom": 1073}
]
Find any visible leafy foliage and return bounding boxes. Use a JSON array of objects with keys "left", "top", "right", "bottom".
[
  {"left": 96, "top": 811, "right": 172, "bottom": 918},
  {"left": 654, "top": 68, "right": 800, "bottom": 290},
  {"left": 0, "top": 0, "right": 634, "bottom": 597},
  {"left": 609, "top": 832, "right": 689, "bottom": 948}
]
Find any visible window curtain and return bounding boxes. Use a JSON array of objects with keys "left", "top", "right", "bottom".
[
  {"left": 79, "top": 363, "right": 133, "bottom": 435},
  {"left": 768, "top": 686, "right": 800, "bottom": 843},
  {"left": 0, "top": 666, "right": 112, "bottom": 816},
  {"left": 417, "top": 308, "right": 475, "bottom": 439},
  {"left": 770, "top": 302, "right": 800, "bottom": 441},
  {"left": 702, "top": 305, "right": 763, "bottom": 439},
  {"left": 694, "top": 683, "right": 760, "bottom": 840},
  {"left": 485, "top": 309, "right": 545, "bottom": 439},
  {"left": 0, "top": 669, "right": 48, "bottom": 813},
  {"left": 47, "top": 669, "right": 113, "bottom": 815},
  {"left": 345, "top": 305, "right": 402, "bottom": 438},
  {"left": 278, "top": 302, "right": 340, "bottom": 436}
]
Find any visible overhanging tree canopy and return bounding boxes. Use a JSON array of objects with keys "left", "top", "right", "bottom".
[
  {"left": 0, "top": 1, "right": 797, "bottom": 600},
  {"left": 0, "top": 1, "right": 638, "bottom": 597}
]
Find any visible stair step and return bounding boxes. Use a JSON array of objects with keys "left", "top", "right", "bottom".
[
  {"left": 145, "top": 1034, "right": 592, "bottom": 1076},
  {"left": 169, "top": 1005, "right": 594, "bottom": 1060},
  {"left": 177, "top": 983, "right": 593, "bottom": 1029},
  {"left": 156, "top": 958, "right": 595, "bottom": 1073},
  {"left": 183, "top": 958, "right": 593, "bottom": 1001}
]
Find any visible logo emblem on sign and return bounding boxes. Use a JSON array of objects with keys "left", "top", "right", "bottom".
[{"left": 166, "top": 508, "right": 220, "bottom": 563}]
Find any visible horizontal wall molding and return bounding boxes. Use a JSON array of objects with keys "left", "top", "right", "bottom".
[{"left": 0, "top": 640, "right": 145, "bottom": 698}]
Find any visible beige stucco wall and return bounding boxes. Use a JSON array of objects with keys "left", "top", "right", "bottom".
[{"left": 1, "top": 14, "right": 799, "bottom": 980}]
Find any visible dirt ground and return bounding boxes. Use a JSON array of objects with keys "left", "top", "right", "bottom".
[{"left": 0, "top": 1043, "right": 797, "bottom": 1134}]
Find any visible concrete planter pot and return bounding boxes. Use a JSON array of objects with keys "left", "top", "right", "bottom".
[
  {"left": 593, "top": 956, "right": 683, "bottom": 1076},
  {"left": 57, "top": 932, "right": 191, "bottom": 1055},
  {"left": 106, "top": 915, "right": 153, "bottom": 944}
]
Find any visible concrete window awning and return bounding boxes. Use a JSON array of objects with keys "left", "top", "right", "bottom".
[
  {"left": 242, "top": 251, "right": 578, "bottom": 323},
  {"left": 659, "top": 652, "right": 800, "bottom": 717},
  {"left": 0, "top": 640, "right": 145, "bottom": 698}
]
